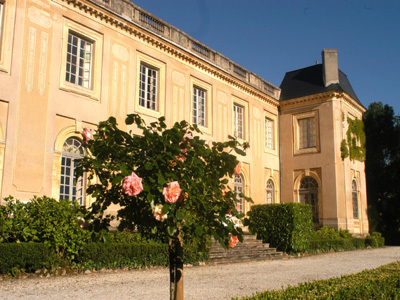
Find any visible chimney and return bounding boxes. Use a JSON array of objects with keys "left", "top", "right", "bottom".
[{"left": 322, "top": 49, "right": 339, "bottom": 87}]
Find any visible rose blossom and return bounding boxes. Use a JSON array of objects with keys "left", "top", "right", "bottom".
[
  {"left": 183, "top": 132, "right": 193, "bottom": 140},
  {"left": 163, "top": 181, "right": 182, "bottom": 204},
  {"left": 122, "top": 172, "right": 143, "bottom": 196},
  {"left": 228, "top": 235, "right": 239, "bottom": 248},
  {"left": 153, "top": 204, "right": 167, "bottom": 221},
  {"left": 177, "top": 154, "right": 186, "bottom": 163},
  {"left": 234, "top": 161, "right": 242, "bottom": 175},
  {"left": 82, "top": 127, "right": 94, "bottom": 143}
]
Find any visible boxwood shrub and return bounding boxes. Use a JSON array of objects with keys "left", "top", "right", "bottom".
[
  {"left": 246, "top": 203, "right": 313, "bottom": 253},
  {"left": 0, "top": 242, "right": 61, "bottom": 274}
]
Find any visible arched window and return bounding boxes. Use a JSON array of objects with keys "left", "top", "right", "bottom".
[
  {"left": 60, "top": 137, "right": 85, "bottom": 205},
  {"left": 234, "top": 175, "right": 244, "bottom": 213},
  {"left": 352, "top": 180, "right": 359, "bottom": 219},
  {"left": 266, "top": 179, "right": 274, "bottom": 204},
  {"left": 299, "top": 176, "right": 319, "bottom": 223}
]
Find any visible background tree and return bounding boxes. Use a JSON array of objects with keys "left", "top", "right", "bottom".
[
  {"left": 363, "top": 102, "right": 400, "bottom": 245},
  {"left": 77, "top": 114, "right": 251, "bottom": 300}
]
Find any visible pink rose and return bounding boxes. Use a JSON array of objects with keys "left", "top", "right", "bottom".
[
  {"left": 82, "top": 127, "right": 94, "bottom": 143},
  {"left": 228, "top": 235, "right": 239, "bottom": 248},
  {"left": 177, "top": 154, "right": 186, "bottom": 163},
  {"left": 163, "top": 181, "right": 182, "bottom": 204},
  {"left": 122, "top": 172, "right": 143, "bottom": 196},
  {"left": 234, "top": 162, "right": 242, "bottom": 176},
  {"left": 183, "top": 132, "right": 193, "bottom": 140},
  {"left": 153, "top": 204, "right": 167, "bottom": 221}
]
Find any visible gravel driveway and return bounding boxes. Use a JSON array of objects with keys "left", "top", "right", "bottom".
[{"left": 1, "top": 247, "right": 399, "bottom": 300}]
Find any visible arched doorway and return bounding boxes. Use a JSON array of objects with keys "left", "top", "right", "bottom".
[{"left": 299, "top": 176, "right": 319, "bottom": 223}]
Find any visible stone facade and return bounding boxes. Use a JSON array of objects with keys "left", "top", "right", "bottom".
[{"left": 0, "top": 0, "right": 368, "bottom": 234}]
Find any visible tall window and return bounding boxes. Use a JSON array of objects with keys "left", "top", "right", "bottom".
[
  {"left": 352, "top": 180, "right": 359, "bottom": 219},
  {"left": 265, "top": 117, "right": 274, "bottom": 150},
  {"left": 193, "top": 86, "right": 206, "bottom": 126},
  {"left": 65, "top": 31, "right": 93, "bottom": 89},
  {"left": 298, "top": 117, "right": 316, "bottom": 149},
  {"left": 299, "top": 176, "right": 319, "bottom": 223},
  {"left": 234, "top": 175, "right": 244, "bottom": 213},
  {"left": 234, "top": 103, "right": 244, "bottom": 139},
  {"left": 60, "top": 137, "right": 85, "bottom": 205},
  {"left": 139, "top": 63, "right": 158, "bottom": 111},
  {"left": 266, "top": 179, "right": 274, "bottom": 204}
]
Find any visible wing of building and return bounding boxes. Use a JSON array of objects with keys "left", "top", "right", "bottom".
[{"left": 0, "top": 0, "right": 368, "bottom": 234}]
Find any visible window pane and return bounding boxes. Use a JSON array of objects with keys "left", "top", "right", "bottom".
[
  {"left": 193, "top": 86, "right": 206, "bottom": 126},
  {"left": 265, "top": 118, "right": 274, "bottom": 149},
  {"left": 139, "top": 63, "right": 158, "bottom": 111},
  {"left": 234, "top": 104, "right": 244, "bottom": 139},
  {"left": 299, "top": 117, "right": 316, "bottom": 149},
  {"left": 65, "top": 32, "right": 93, "bottom": 89}
]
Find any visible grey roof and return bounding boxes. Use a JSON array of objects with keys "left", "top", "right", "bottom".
[{"left": 279, "top": 64, "right": 360, "bottom": 103}]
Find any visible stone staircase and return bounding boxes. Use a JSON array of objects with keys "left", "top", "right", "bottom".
[{"left": 208, "top": 232, "right": 287, "bottom": 264}]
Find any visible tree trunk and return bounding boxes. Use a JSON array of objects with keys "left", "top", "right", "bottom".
[{"left": 169, "top": 238, "right": 184, "bottom": 300}]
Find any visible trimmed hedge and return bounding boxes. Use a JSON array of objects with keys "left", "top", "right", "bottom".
[
  {"left": 233, "top": 261, "right": 400, "bottom": 299},
  {"left": 0, "top": 238, "right": 210, "bottom": 275},
  {"left": 77, "top": 241, "right": 169, "bottom": 270},
  {"left": 246, "top": 203, "right": 313, "bottom": 252},
  {"left": 0, "top": 242, "right": 61, "bottom": 274}
]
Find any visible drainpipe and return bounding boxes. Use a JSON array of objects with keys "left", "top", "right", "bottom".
[{"left": 278, "top": 105, "right": 282, "bottom": 203}]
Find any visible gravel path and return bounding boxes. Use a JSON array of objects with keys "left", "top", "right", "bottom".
[{"left": 1, "top": 247, "right": 399, "bottom": 300}]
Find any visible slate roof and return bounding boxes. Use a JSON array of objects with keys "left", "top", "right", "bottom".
[{"left": 279, "top": 64, "right": 360, "bottom": 104}]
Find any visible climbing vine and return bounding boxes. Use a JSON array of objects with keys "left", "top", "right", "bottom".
[{"left": 340, "top": 116, "right": 366, "bottom": 162}]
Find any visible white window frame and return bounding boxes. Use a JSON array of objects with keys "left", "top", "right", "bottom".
[
  {"left": 234, "top": 174, "right": 245, "bottom": 214},
  {"left": 65, "top": 31, "right": 93, "bottom": 89},
  {"left": 190, "top": 77, "right": 212, "bottom": 134},
  {"left": 135, "top": 52, "right": 165, "bottom": 118},
  {"left": 139, "top": 63, "right": 158, "bottom": 111},
  {"left": 293, "top": 111, "right": 320, "bottom": 155},
  {"left": 265, "top": 117, "right": 274, "bottom": 150},
  {"left": 60, "top": 137, "right": 86, "bottom": 205},
  {"left": 60, "top": 18, "right": 103, "bottom": 100},
  {"left": 232, "top": 97, "right": 248, "bottom": 141}
]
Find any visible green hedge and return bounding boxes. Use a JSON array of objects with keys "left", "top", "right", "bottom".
[
  {"left": 77, "top": 241, "right": 169, "bottom": 270},
  {"left": 246, "top": 203, "right": 313, "bottom": 252},
  {"left": 0, "top": 243, "right": 61, "bottom": 274},
  {"left": 0, "top": 238, "right": 209, "bottom": 275},
  {"left": 233, "top": 261, "right": 400, "bottom": 299}
]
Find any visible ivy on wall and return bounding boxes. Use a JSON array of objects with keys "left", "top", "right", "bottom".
[{"left": 341, "top": 117, "right": 366, "bottom": 162}]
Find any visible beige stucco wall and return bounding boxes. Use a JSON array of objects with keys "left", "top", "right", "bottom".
[
  {"left": 280, "top": 92, "right": 368, "bottom": 234},
  {"left": 0, "top": 0, "right": 280, "bottom": 213}
]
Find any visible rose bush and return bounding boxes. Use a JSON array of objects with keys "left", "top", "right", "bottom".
[{"left": 76, "top": 114, "right": 251, "bottom": 300}]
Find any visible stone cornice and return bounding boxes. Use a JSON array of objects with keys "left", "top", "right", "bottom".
[
  {"left": 280, "top": 91, "right": 366, "bottom": 114},
  {"left": 56, "top": 0, "right": 280, "bottom": 108}
]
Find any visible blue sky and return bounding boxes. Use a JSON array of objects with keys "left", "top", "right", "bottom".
[{"left": 133, "top": 0, "right": 400, "bottom": 115}]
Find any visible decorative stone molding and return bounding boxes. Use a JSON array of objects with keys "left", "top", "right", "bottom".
[{"left": 54, "top": 0, "right": 280, "bottom": 107}]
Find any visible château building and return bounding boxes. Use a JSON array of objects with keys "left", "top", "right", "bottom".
[{"left": 0, "top": 0, "right": 368, "bottom": 234}]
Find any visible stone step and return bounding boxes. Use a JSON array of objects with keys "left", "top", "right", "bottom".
[{"left": 208, "top": 232, "right": 286, "bottom": 264}]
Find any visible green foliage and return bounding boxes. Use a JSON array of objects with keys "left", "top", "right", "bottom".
[
  {"left": 77, "top": 241, "right": 169, "bottom": 270},
  {"left": 0, "top": 242, "right": 61, "bottom": 274},
  {"left": 340, "top": 117, "right": 366, "bottom": 162},
  {"left": 340, "top": 139, "right": 349, "bottom": 159},
  {"left": 0, "top": 196, "right": 91, "bottom": 261},
  {"left": 77, "top": 114, "right": 251, "bottom": 249},
  {"left": 364, "top": 102, "right": 400, "bottom": 245},
  {"left": 246, "top": 203, "right": 313, "bottom": 253},
  {"left": 233, "top": 261, "right": 400, "bottom": 300},
  {"left": 307, "top": 227, "right": 385, "bottom": 253}
]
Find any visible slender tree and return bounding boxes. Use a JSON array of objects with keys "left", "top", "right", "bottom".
[
  {"left": 77, "top": 114, "right": 251, "bottom": 299},
  {"left": 363, "top": 102, "right": 400, "bottom": 244}
]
